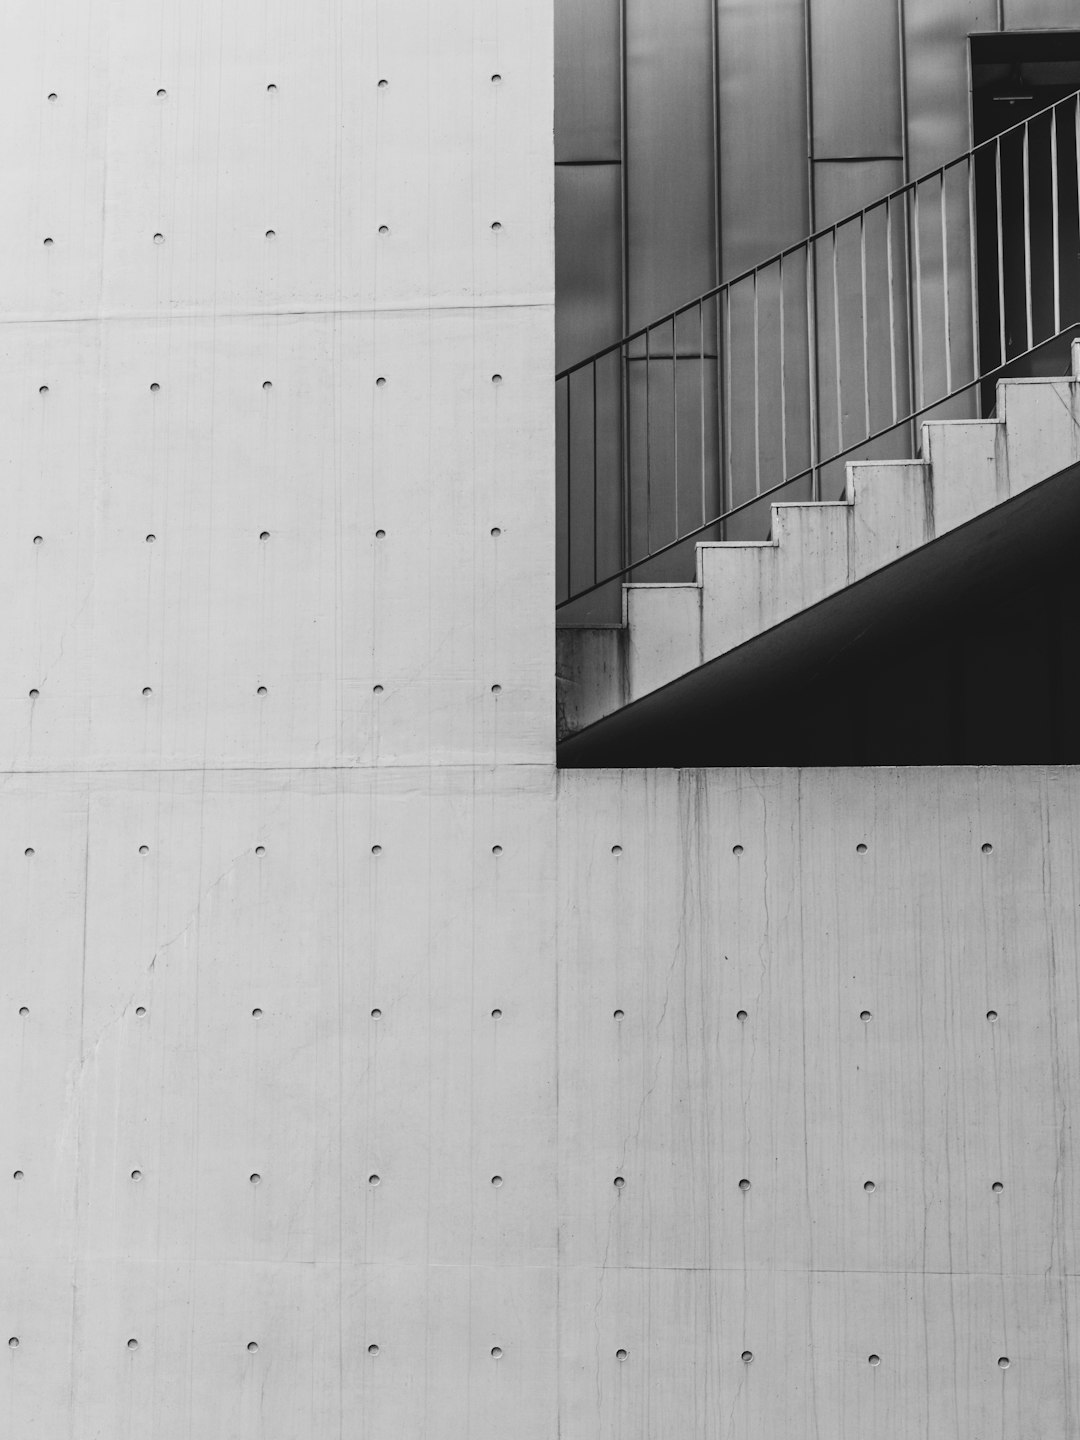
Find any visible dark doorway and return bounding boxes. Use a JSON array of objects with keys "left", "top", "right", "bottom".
[{"left": 971, "top": 33, "right": 1080, "bottom": 411}]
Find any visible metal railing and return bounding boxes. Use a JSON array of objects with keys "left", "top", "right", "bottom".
[{"left": 557, "top": 88, "right": 1080, "bottom": 615}]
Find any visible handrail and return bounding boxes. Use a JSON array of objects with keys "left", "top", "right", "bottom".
[{"left": 557, "top": 86, "right": 1080, "bottom": 612}]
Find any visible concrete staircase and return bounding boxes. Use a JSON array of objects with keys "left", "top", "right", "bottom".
[{"left": 558, "top": 343, "right": 1080, "bottom": 751}]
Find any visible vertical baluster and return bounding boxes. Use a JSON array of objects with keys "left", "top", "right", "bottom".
[
  {"left": 995, "top": 135, "right": 1007, "bottom": 364},
  {"left": 940, "top": 171, "right": 952, "bottom": 395},
  {"left": 753, "top": 270, "right": 761, "bottom": 495},
  {"left": 592, "top": 361, "right": 598, "bottom": 589},
  {"left": 886, "top": 194, "right": 898, "bottom": 424},
  {"left": 912, "top": 183, "right": 925, "bottom": 412},
  {"left": 645, "top": 324, "right": 652, "bottom": 559},
  {"left": 699, "top": 300, "right": 706, "bottom": 529},
  {"left": 832, "top": 226, "right": 843, "bottom": 456},
  {"left": 620, "top": 340, "right": 630, "bottom": 585},
  {"left": 724, "top": 286, "right": 733, "bottom": 522},
  {"left": 859, "top": 210, "right": 870, "bottom": 438},
  {"left": 1051, "top": 104, "right": 1061, "bottom": 336},
  {"left": 966, "top": 153, "right": 980, "bottom": 407},
  {"left": 1023, "top": 119, "right": 1033, "bottom": 352},
  {"left": 778, "top": 255, "right": 788, "bottom": 479},
  {"left": 672, "top": 316, "right": 679, "bottom": 543},
  {"left": 565, "top": 377, "right": 572, "bottom": 595},
  {"left": 806, "top": 239, "right": 819, "bottom": 500}
]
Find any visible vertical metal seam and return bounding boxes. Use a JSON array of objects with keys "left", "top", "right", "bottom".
[
  {"left": 618, "top": 0, "right": 629, "bottom": 338},
  {"left": 711, "top": 0, "right": 724, "bottom": 542},
  {"left": 711, "top": 0, "right": 723, "bottom": 285},
  {"left": 804, "top": 0, "right": 816, "bottom": 231},
  {"left": 897, "top": 0, "right": 909, "bottom": 183},
  {"left": 618, "top": 0, "right": 630, "bottom": 578}
]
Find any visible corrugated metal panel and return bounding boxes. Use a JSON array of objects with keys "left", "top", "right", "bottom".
[
  {"left": 555, "top": 163, "right": 624, "bottom": 372},
  {"left": 903, "top": 0, "right": 998, "bottom": 174},
  {"left": 717, "top": 0, "right": 809, "bottom": 277},
  {"left": 814, "top": 158, "right": 905, "bottom": 225},
  {"left": 1004, "top": 0, "right": 1080, "bottom": 24},
  {"left": 554, "top": 0, "right": 622, "bottom": 162},
  {"left": 811, "top": 0, "right": 903, "bottom": 157},
  {"left": 625, "top": 0, "right": 717, "bottom": 326}
]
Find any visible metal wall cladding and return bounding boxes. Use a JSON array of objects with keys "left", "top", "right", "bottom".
[
  {"left": 810, "top": 0, "right": 903, "bottom": 159},
  {"left": 904, "top": 0, "right": 999, "bottom": 175},
  {"left": 624, "top": 0, "right": 718, "bottom": 326},
  {"left": 555, "top": 164, "right": 623, "bottom": 371},
  {"left": 555, "top": 0, "right": 622, "bottom": 161},
  {"left": 557, "top": 765, "right": 1080, "bottom": 1438},
  {"left": 555, "top": 0, "right": 1041, "bottom": 360},
  {"left": 554, "top": 0, "right": 1080, "bottom": 607},
  {"left": 1004, "top": 0, "right": 1080, "bottom": 25},
  {"left": 717, "top": 0, "right": 810, "bottom": 277}
]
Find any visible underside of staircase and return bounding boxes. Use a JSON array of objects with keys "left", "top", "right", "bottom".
[{"left": 557, "top": 352, "right": 1080, "bottom": 766}]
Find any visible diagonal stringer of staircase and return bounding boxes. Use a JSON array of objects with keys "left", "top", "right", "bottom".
[{"left": 557, "top": 342, "right": 1080, "bottom": 761}]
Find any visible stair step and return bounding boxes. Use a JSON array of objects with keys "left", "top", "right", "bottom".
[{"left": 558, "top": 370, "right": 1080, "bottom": 744}]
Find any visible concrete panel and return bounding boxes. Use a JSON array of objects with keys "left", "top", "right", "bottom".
[
  {"left": 556, "top": 766, "right": 1080, "bottom": 1435},
  {"left": 921, "top": 418, "right": 1005, "bottom": 533},
  {"left": 0, "top": 2, "right": 552, "bottom": 319},
  {"left": 0, "top": 766, "right": 559, "bottom": 1436},
  {"left": 624, "top": 583, "right": 702, "bottom": 695},
  {"left": 1000, "top": 376, "right": 1080, "bottom": 492},
  {"left": 0, "top": 309, "right": 551, "bottom": 770},
  {"left": 0, "top": 0, "right": 559, "bottom": 1436},
  {"left": 847, "top": 460, "right": 931, "bottom": 569}
]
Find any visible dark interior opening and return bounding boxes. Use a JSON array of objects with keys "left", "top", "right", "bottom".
[{"left": 971, "top": 33, "right": 1080, "bottom": 411}]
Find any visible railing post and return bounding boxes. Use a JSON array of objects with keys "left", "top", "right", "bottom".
[
  {"left": 967, "top": 152, "right": 981, "bottom": 414},
  {"left": 806, "top": 238, "right": 820, "bottom": 501}
]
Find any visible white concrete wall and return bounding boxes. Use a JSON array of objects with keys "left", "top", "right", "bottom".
[
  {"left": 558, "top": 766, "right": 1080, "bottom": 1438},
  {"left": 0, "top": 2, "right": 557, "bottom": 1435}
]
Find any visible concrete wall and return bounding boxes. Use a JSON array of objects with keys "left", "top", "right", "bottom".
[
  {"left": 558, "top": 765, "right": 1080, "bottom": 1438},
  {"left": 4, "top": 4, "right": 1076, "bottom": 1438},
  {"left": 0, "top": 2, "right": 557, "bottom": 1434}
]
